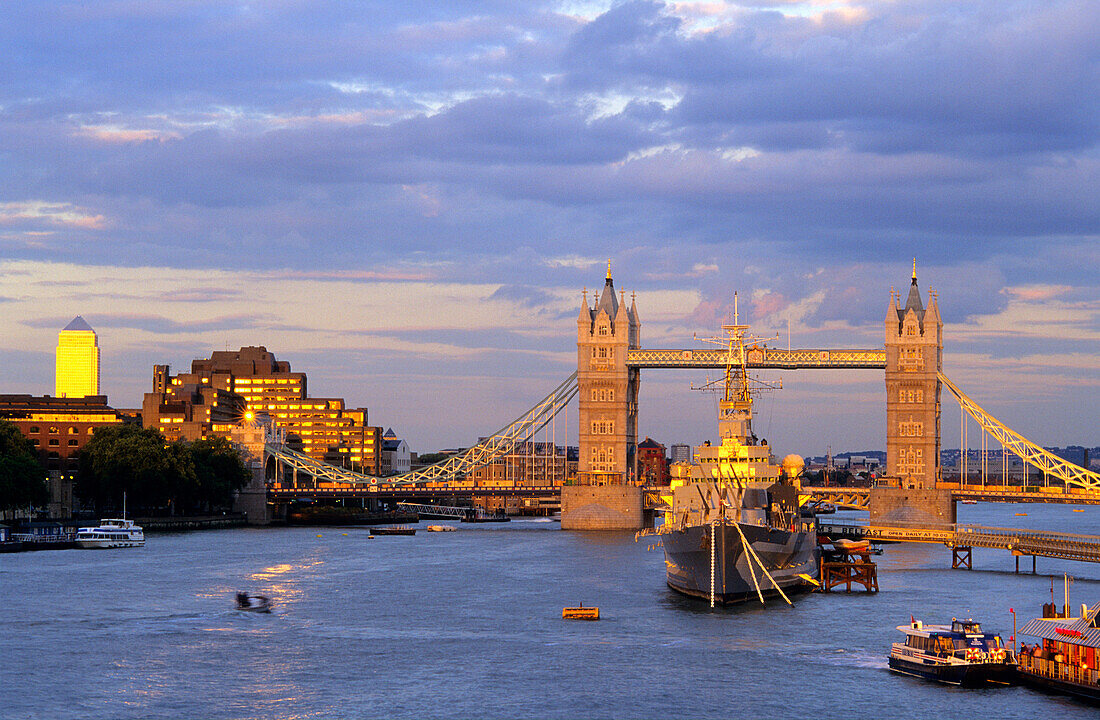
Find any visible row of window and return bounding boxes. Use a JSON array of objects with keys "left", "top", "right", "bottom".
[
  {"left": 898, "top": 388, "right": 925, "bottom": 403},
  {"left": 590, "top": 347, "right": 614, "bottom": 360},
  {"left": 590, "top": 388, "right": 616, "bottom": 402},
  {"left": 590, "top": 421, "right": 616, "bottom": 434},
  {"left": 26, "top": 426, "right": 91, "bottom": 435},
  {"left": 899, "top": 347, "right": 924, "bottom": 370},
  {"left": 32, "top": 439, "right": 80, "bottom": 447},
  {"left": 233, "top": 378, "right": 300, "bottom": 385},
  {"left": 898, "top": 421, "right": 924, "bottom": 437},
  {"left": 898, "top": 448, "right": 925, "bottom": 476}
]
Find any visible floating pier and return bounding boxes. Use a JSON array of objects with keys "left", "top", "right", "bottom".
[{"left": 819, "top": 520, "right": 1100, "bottom": 571}]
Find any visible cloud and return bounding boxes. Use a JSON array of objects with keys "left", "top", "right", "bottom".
[{"left": 0, "top": 201, "right": 106, "bottom": 230}]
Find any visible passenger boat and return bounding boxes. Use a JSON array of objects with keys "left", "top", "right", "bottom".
[
  {"left": 371, "top": 526, "right": 416, "bottom": 536},
  {"left": 1017, "top": 597, "right": 1100, "bottom": 703},
  {"left": 426, "top": 525, "right": 456, "bottom": 532},
  {"left": 645, "top": 312, "right": 819, "bottom": 606},
  {"left": 888, "top": 618, "right": 1016, "bottom": 686},
  {"left": 75, "top": 518, "right": 145, "bottom": 549}
]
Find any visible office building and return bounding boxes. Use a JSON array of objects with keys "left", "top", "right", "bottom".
[
  {"left": 55, "top": 316, "right": 100, "bottom": 398},
  {"left": 144, "top": 347, "right": 382, "bottom": 474}
]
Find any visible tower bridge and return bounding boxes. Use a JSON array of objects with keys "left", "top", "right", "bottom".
[{"left": 250, "top": 264, "right": 1097, "bottom": 529}]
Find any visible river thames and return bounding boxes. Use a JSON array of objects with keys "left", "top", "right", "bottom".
[{"left": 3, "top": 503, "right": 1100, "bottom": 719}]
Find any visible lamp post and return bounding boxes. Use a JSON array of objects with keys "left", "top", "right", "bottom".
[{"left": 1009, "top": 607, "right": 1016, "bottom": 655}]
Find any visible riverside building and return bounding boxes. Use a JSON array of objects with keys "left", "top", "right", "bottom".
[
  {"left": 144, "top": 347, "right": 382, "bottom": 474},
  {"left": 0, "top": 394, "right": 126, "bottom": 517},
  {"left": 55, "top": 316, "right": 100, "bottom": 398}
]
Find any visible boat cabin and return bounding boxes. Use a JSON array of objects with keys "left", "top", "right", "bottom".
[{"left": 900, "top": 619, "right": 1005, "bottom": 657}]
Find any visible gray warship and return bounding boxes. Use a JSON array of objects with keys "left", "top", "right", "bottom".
[{"left": 650, "top": 317, "right": 820, "bottom": 606}]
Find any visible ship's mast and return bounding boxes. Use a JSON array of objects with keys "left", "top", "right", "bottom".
[
  {"left": 693, "top": 292, "right": 780, "bottom": 443},
  {"left": 717, "top": 293, "right": 754, "bottom": 441}
]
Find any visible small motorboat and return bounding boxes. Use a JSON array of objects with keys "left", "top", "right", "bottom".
[
  {"left": 426, "top": 525, "right": 456, "bottom": 532},
  {"left": 235, "top": 592, "right": 272, "bottom": 613}
]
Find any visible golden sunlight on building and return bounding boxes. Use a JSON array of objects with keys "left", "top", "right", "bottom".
[{"left": 55, "top": 316, "right": 100, "bottom": 398}]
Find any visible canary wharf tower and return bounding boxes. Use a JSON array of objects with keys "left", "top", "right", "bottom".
[{"left": 55, "top": 316, "right": 100, "bottom": 398}]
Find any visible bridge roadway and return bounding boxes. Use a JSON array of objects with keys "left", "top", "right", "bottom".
[
  {"left": 818, "top": 520, "right": 1100, "bottom": 564},
  {"left": 268, "top": 485, "right": 560, "bottom": 502},
  {"left": 268, "top": 483, "right": 1100, "bottom": 507}
]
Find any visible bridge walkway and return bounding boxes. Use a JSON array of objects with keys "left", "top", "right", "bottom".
[
  {"left": 803, "top": 485, "right": 1100, "bottom": 510},
  {"left": 817, "top": 520, "right": 1100, "bottom": 565}
]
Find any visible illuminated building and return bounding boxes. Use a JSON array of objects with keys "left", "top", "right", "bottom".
[
  {"left": 144, "top": 347, "right": 382, "bottom": 474},
  {"left": 0, "top": 394, "right": 126, "bottom": 517},
  {"left": 636, "top": 437, "right": 669, "bottom": 486},
  {"left": 55, "top": 316, "right": 100, "bottom": 398}
]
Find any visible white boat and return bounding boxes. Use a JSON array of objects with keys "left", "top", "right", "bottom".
[{"left": 76, "top": 518, "right": 145, "bottom": 549}]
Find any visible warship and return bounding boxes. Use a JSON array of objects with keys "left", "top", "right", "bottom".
[{"left": 649, "top": 312, "right": 820, "bottom": 606}]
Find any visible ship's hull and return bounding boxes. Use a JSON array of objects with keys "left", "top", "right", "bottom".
[
  {"left": 888, "top": 654, "right": 1016, "bottom": 687},
  {"left": 663, "top": 521, "right": 818, "bottom": 604}
]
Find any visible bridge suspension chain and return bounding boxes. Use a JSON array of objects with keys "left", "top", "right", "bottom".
[
  {"left": 266, "top": 372, "right": 579, "bottom": 487},
  {"left": 939, "top": 372, "right": 1099, "bottom": 492}
]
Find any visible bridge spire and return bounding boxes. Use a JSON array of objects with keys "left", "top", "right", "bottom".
[
  {"left": 606, "top": 258, "right": 612, "bottom": 280},
  {"left": 912, "top": 257, "right": 917, "bottom": 281}
]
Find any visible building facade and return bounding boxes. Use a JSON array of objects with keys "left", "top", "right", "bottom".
[
  {"left": 669, "top": 443, "right": 693, "bottom": 464},
  {"left": 468, "top": 441, "right": 568, "bottom": 487},
  {"left": 636, "top": 437, "right": 669, "bottom": 486},
  {"left": 0, "top": 394, "right": 126, "bottom": 517},
  {"left": 144, "top": 347, "right": 382, "bottom": 474},
  {"left": 55, "top": 316, "right": 100, "bottom": 398},
  {"left": 576, "top": 267, "right": 640, "bottom": 484},
  {"left": 884, "top": 266, "right": 943, "bottom": 488}
]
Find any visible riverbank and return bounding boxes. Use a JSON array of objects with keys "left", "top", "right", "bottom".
[{"left": 135, "top": 513, "right": 250, "bottom": 532}]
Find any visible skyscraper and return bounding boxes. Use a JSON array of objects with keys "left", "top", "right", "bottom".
[{"left": 55, "top": 316, "right": 100, "bottom": 398}]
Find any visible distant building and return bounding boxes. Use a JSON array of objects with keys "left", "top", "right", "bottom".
[
  {"left": 468, "top": 441, "right": 568, "bottom": 486},
  {"left": 144, "top": 347, "right": 382, "bottom": 474},
  {"left": 0, "top": 394, "right": 127, "bottom": 517},
  {"left": 381, "top": 429, "right": 411, "bottom": 475},
  {"left": 670, "top": 444, "right": 692, "bottom": 464},
  {"left": 55, "top": 316, "right": 100, "bottom": 398},
  {"left": 637, "top": 437, "right": 669, "bottom": 486}
]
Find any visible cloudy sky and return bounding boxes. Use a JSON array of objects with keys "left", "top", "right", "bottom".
[{"left": 1, "top": 0, "right": 1097, "bottom": 456}]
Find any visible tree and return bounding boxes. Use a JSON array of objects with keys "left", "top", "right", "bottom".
[
  {"left": 77, "top": 425, "right": 190, "bottom": 514},
  {"left": 77, "top": 426, "right": 251, "bottom": 515},
  {"left": 0, "top": 420, "right": 48, "bottom": 514},
  {"left": 187, "top": 437, "right": 251, "bottom": 513}
]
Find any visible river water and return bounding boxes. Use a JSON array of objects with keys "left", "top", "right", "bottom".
[{"left": 3, "top": 503, "right": 1100, "bottom": 719}]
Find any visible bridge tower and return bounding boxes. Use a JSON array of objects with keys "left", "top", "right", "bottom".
[
  {"left": 561, "top": 263, "right": 644, "bottom": 530},
  {"left": 884, "top": 262, "right": 943, "bottom": 488},
  {"left": 575, "top": 263, "right": 640, "bottom": 484}
]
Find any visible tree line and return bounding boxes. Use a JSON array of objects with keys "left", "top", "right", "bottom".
[
  {"left": 0, "top": 421, "right": 48, "bottom": 515},
  {"left": 0, "top": 420, "right": 251, "bottom": 516},
  {"left": 78, "top": 425, "right": 251, "bottom": 515}
]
